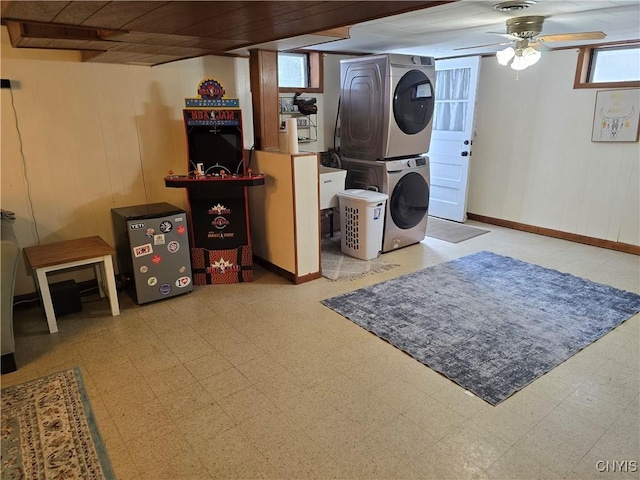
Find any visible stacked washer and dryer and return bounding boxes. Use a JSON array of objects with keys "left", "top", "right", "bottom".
[{"left": 339, "top": 54, "right": 435, "bottom": 252}]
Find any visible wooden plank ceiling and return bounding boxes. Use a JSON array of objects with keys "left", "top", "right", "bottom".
[{"left": 1, "top": 1, "right": 449, "bottom": 66}]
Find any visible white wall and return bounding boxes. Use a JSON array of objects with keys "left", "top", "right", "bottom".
[
  {"left": 469, "top": 49, "right": 639, "bottom": 245},
  {"left": 1, "top": 26, "right": 253, "bottom": 294}
]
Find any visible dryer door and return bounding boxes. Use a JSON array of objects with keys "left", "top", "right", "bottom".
[
  {"left": 389, "top": 171, "right": 430, "bottom": 229},
  {"left": 393, "top": 70, "right": 435, "bottom": 135}
]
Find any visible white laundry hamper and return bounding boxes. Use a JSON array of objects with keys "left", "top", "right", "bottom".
[{"left": 337, "top": 189, "right": 388, "bottom": 260}]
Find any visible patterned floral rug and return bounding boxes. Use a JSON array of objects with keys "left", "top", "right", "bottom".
[{"left": 1, "top": 368, "right": 114, "bottom": 479}]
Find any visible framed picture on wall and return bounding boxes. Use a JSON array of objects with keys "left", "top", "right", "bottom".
[{"left": 592, "top": 89, "right": 640, "bottom": 142}]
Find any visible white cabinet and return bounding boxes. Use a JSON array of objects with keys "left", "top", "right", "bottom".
[
  {"left": 248, "top": 150, "right": 321, "bottom": 284},
  {"left": 319, "top": 166, "right": 346, "bottom": 210}
]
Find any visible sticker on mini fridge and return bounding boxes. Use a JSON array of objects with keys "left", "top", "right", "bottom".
[{"left": 133, "top": 244, "right": 153, "bottom": 257}]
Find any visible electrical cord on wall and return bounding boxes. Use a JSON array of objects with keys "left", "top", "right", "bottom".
[
  {"left": 333, "top": 95, "right": 341, "bottom": 153},
  {"left": 8, "top": 85, "right": 41, "bottom": 245},
  {"left": 246, "top": 144, "right": 256, "bottom": 172},
  {"left": 129, "top": 69, "right": 150, "bottom": 205}
]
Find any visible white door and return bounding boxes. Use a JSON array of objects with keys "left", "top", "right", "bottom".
[{"left": 428, "top": 56, "right": 481, "bottom": 222}]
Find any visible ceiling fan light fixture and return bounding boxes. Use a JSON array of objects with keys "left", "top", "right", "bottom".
[
  {"left": 522, "top": 46, "right": 541, "bottom": 66},
  {"left": 510, "top": 54, "right": 529, "bottom": 71},
  {"left": 496, "top": 46, "right": 516, "bottom": 65}
]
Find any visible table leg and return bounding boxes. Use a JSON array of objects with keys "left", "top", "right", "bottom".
[
  {"left": 94, "top": 263, "right": 106, "bottom": 298},
  {"left": 102, "top": 256, "right": 120, "bottom": 316},
  {"left": 34, "top": 268, "right": 58, "bottom": 334}
]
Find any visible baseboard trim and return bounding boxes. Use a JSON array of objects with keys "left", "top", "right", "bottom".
[
  {"left": 467, "top": 213, "right": 640, "bottom": 255},
  {"left": 252, "top": 256, "right": 321, "bottom": 284}
]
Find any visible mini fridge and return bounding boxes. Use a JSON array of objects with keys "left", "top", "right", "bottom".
[{"left": 111, "top": 202, "right": 193, "bottom": 304}]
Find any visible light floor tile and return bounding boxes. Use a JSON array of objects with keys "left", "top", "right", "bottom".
[
  {"left": 235, "top": 352, "right": 288, "bottom": 383},
  {"left": 125, "top": 422, "right": 191, "bottom": 473},
  {"left": 588, "top": 408, "right": 640, "bottom": 462},
  {"left": 403, "top": 396, "right": 467, "bottom": 440},
  {"left": 106, "top": 443, "right": 143, "bottom": 480},
  {"left": 332, "top": 433, "right": 404, "bottom": 480},
  {"left": 486, "top": 446, "right": 563, "bottom": 479},
  {"left": 369, "top": 414, "right": 438, "bottom": 460},
  {"left": 106, "top": 398, "right": 173, "bottom": 442},
  {"left": 513, "top": 408, "right": 607, "bottom": 476},
  {"left": 217, "top": 385, "right": 279, "bottom": 423},
  {"left": 408, "top": 440, "right": 487, "bottom": 479},
  {"left": 440, "top": 420, "right": 511, "bottom": 471},
  {"left": 176, "top": 402, "right": 236, "bottom": 447},
  {"left": 145, "top": 363, "right": 198, "bottom": 396},
  {"left": 369, "top": 377, "right": 433, "bottom": 414},
  {"left": 157, "top": 381, "right": 215, "bottom": 419},
  {"left": 183, "top": 350, "right": 234, "bottom": 380},
  {"left": 139, "top": 451, "right": 213, "bottom": 480},
  {"left": 193, "top": 427, "right": 264, "bottom": 476},
  {"left": 199, "top": 366, "right": 252, "bottom": 401}
]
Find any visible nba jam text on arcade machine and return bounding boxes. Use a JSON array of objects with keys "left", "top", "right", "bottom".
[{"left": 165, "top": 79, "right": 264, "bottom": 285}]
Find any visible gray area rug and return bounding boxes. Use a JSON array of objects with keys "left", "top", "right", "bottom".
[
  {"left": 426, "top": 216, "right": 489, "bottom": 243},
  {"left": 321, "top": 251, "right": 640, "bottom": 405},
  {"left": 321, "top": 236, "right": 399, "bottom": 281}
]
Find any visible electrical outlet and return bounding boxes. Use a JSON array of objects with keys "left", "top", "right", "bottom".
[{"left": 1, "top": 79, "right": 11, "bottom": 89}]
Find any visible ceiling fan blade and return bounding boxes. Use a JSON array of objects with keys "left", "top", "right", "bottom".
[
  {"left": 537, "top": 31, "right": 606, "bottom": 43},
  {"left": 487, "top": 32, "right": 520, "bottom": 40},
  {"left": 453, "top": 41, "right": 513, "bottom": 51}
]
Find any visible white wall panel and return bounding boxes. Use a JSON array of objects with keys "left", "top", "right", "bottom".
[{"left": 469, "top": 49, "right": 639, "bottom": 246}]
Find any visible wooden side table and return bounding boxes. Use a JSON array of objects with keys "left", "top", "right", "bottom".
[{"left": 24, "top": 236, "right": 120, "bottom": 334}]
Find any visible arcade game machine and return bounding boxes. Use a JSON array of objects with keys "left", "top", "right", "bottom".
[{"left": 165, "top": 79, "right": 264, "bottom": 285}]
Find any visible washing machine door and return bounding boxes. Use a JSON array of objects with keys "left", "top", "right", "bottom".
[
  {"left": 393, "top": 70, "right": 435, "bottom": 135},
  {"left": 389, "top": 171, "right": 430, "bottom": 229}
]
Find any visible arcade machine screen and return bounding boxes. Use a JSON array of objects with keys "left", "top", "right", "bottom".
[{"left": 187, "top": 125, "right": 244, "bottom": 176}]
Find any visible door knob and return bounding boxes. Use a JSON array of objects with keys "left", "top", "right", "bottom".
[{"left": 461, "top": 151, "right": 469, "bottom": 157}]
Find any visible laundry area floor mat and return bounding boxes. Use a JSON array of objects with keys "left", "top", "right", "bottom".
[{"left": 425, "top": 216, "right": 489, "bottom": 243}]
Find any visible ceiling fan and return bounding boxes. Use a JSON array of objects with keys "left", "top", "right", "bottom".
[{"left": 456, "top": 15, "right": 606, "bottom": 70}]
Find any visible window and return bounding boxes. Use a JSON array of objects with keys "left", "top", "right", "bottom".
[
  {"left": 278, "top": 51, "right": 323, "bottom": 93},
  {"left": 278, "top": 52, "right": 309, "bottom": 88},
  {"left": 590, "top": 46, "right": 640, "bottom": 82},
  {"left": 574, "top": 42, "right": 640, "bottom": 89}
]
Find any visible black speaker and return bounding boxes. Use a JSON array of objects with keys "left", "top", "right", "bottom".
[{"left": 50, "top": 280, "right": 82, "bottom": 317}]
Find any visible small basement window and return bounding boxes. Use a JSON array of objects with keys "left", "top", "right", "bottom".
[
  {"left": 278, "top": 51, "right": 323, "bottom": 93},
  {"left": 575, "top": 42, "right": 640, "bottom": 89}
]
